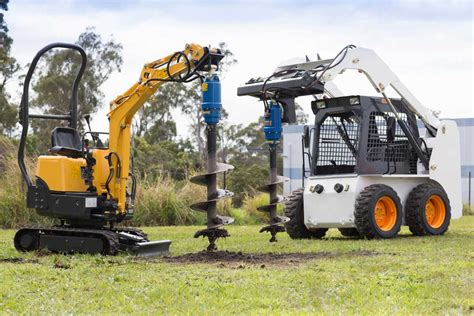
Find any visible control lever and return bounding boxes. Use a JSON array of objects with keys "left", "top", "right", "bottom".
[{"left": 83, "top": 114, "right": 104, "bottom": 148}]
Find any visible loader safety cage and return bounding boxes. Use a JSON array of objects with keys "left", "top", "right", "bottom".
[{"left": 308, "top": 95, "right": 420, "bottom": 176}]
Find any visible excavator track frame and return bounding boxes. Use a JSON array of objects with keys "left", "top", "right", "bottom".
[{"left": 14, "top": 226, "right": 170, "bottom": 256}]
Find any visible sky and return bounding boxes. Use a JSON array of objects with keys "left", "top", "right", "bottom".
[{"left": 5, "top": 0, "right": 474, "bottom": 137}]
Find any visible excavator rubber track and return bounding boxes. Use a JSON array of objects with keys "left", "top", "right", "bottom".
[{"left": 14, "top": 226, "right": 171, "bottom": 256}]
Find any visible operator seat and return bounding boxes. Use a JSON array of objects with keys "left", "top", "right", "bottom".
[{"left": 49, "top": 127, "right": 83, "bottom": 158}]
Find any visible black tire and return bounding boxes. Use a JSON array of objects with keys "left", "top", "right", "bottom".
[
  {"left": 405, "top": 182, "right": 451, "bottom": 236},
  {"left": 284, "top": 189, "right": 328, "bottom": 239},
  {"left": 338, "top": 228, "right": 360, "bottom": 237},
  {"left": 354, "top": 184, "right": 402, "bottom": 239}
]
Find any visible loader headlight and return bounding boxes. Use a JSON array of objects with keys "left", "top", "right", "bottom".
[
  {"left": 349, "top": 97, "right": 360, "bottom": 105},
  {"left": 311, "top": 100, "right": 327, "bottom": 114},
  {"left": 315, "top": 101, "right": 326, "bottom": 109}
]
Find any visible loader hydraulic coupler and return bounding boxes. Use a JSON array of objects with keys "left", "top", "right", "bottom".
[
  {"left": 258, "top": 102, "right": 289, "bottom": 242},
  {"left": 191, "top": 75, "right": 234, "bottom": 251}
]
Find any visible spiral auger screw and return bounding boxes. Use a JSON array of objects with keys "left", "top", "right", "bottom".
[
  {"left": 191, "top": 75, "right": 234, "bottom": 251},
  {"left": 258, "top": 102, "right": 290, "bottom": 242}
]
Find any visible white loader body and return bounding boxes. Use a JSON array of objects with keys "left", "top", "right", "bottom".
[{"left": 303, "top": 119, "right": 462, "bottom": 229}]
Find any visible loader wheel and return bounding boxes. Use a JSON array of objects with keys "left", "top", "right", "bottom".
[
  {"left": 284, "top": 189, "right": 328, "bottom": 239},
  {"left": 354, "top": 184, "right": 402, "bottom": 239},
  {"left": 405, "top": 182, "right": 451, "bottom": 236},
  {"left": 338, "top": 228, "right": 360, "bottom": 237}
]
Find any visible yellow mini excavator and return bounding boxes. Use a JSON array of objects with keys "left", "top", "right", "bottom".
[{"left": 15, "top": 42, "right": 223, "bottom": 256}]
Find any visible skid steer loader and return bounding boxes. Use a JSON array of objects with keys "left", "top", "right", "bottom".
[
  {"left": 15, "top": 42, "right": 224, "bottom": 255},
  {"left": 238, "top": 45, "right": 461, "bottom": 239}
]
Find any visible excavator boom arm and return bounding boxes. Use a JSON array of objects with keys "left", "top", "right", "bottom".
[{"left": 106, "top": 43, "right": 222, "bottom": 214}]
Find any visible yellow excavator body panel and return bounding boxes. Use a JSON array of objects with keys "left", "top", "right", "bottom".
[
  {"left": 36, "top": 156, "right": 87, "bottom": 192},
  {"left": 91, "top": 149, "right": 110, "bottom": 195},
  {"left": 36, "top": 150, "right": 110, "bottom": 194}
]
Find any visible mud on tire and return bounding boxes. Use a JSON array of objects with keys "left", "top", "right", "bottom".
[{"left": 284, "top": 189, "right": 328, "bottom": 239}]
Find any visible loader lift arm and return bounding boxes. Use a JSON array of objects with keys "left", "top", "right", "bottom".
[
  {"left": 239, "top": 45, "right": 438, "bottom": 171},
  {"left": 295, "top": 47, "right": 440, "bottom": 134},
  {"left": 106, "top": 44, "right": 223, "bottom": 216},
  {"left": 270, "top": 46, "right": 439, "bottom": 131},
  {"left": 284, "top": 46, "right": 439, "bottom": 170}
]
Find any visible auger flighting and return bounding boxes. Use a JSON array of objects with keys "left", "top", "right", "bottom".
[
  {"left": 191, "top": 74, "right": 235, "bottom": 251},
  {"left": 258, "top": 102, "right": 290, "bottom": 242},
  {"left": 237, "top": 72, "right": 303, "bottom": 242}
]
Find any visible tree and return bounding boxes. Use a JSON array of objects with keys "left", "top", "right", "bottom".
[
  {"left": 0, "top": 0, "right": 20, "bottom": 136},
  {"left": 132, "top": 137, "right": 199, "bottom": 181},
  {"left": 295, "top": 102, "right": 308, "bottom": 124},
  {"left": 30, "top": 27, "right": 123, "bottom": 151},
  {"left": 134, "top": 84, "right": 184, "bottom": 144}
]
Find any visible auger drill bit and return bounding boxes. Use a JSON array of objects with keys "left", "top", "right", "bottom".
[
  {"left": 258, "top": 102, "right": 289, "bottom": 242},
  {"left": 191, "top": 75, "right": 234, "bottom": 251}
]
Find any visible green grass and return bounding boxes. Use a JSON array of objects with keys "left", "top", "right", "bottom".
[{"left": 1, "top": 218, "right": 473, "bottom": 314}]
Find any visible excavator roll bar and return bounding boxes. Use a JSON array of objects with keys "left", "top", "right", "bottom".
[{"left": 18, "top": 43, "right": 87, "bottom": 187}]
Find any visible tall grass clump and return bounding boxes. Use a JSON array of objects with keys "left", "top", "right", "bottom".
[
  {"left": 241, "top": 193, "right": 284, "bottom": 224},
  {"left": 131, "top": 175, "right": 207, "bottom": 226},
  {"left": 0, "top": 137, "right": 52, "bottom": 228},
  {"left": 463, "top": 203, "right": 474, "bottom": 216}
]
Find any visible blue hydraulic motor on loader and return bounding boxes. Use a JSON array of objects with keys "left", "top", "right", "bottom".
[
  {"left": 237, "top": 67, "right": 324, "bottom": 242},
  {"left": 258, "top": 102, "right": 291, "bottom": 242}
]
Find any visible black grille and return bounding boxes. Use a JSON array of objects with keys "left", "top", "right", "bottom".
[
  {"left": 367, "top": 112, "right": 409, "bottom": 163},
  {"left": 316, "top": 112, "right": 360, "bottom": 173}
]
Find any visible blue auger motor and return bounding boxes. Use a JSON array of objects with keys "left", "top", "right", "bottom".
[
  {"left": 202, "top": 74, "right": 222, "bottom": 125},
  {"left": 263, "top": 101, "right": 283, "bottom": 143}
]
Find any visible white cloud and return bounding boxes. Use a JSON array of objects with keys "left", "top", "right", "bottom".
[{"left": 5, "top": 0, "right": 473, "bottom": 137}]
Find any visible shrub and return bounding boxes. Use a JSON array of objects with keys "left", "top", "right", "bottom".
[
  {"left": 242, "top": 193, "right": 283, "bottom": 224},
  {"left": 462, "top": 204, "right": 474, "bottom": 216},
  {"left": 130, "top": 176, "right": 207, "bottom": 226}
]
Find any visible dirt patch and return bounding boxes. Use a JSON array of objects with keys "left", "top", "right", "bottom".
[
  {"left": 164, "top": 250, "right": 377, "bottom": 267},
  {"left": 53, "top": 261, "right": 71, "bottom": 269},
  {"left": 0, "top": 257, "right": 39, "bottom": 264}
]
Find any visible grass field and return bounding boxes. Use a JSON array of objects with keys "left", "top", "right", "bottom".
[{"left": 1, "top": 218, "right": 473, "bottom": 314}]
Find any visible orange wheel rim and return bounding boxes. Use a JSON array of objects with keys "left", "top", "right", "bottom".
[
  {"left": 374, "top": 196, "right": 397, "bottom": 231},
  {"left": 425, "top": 195, "right": 446, "bottom": 229}
]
